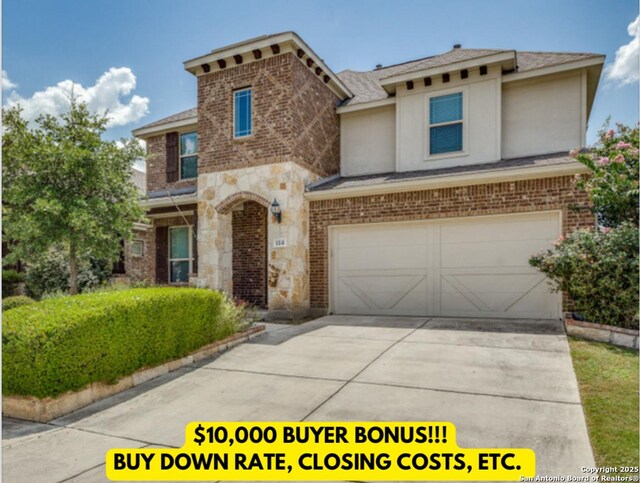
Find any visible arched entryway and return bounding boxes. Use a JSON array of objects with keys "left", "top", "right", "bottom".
[{"left": 230, "top": 200, "right": 268, "bottom": 308}]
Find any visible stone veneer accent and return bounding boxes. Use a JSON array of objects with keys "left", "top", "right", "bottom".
[
  {"left": 309, "top": 175, "right": 594, "bottom": 310},
  {"left": 197, "top": 162, "right": 317, "bottom": 316},
  {"left": 197, "top": 52, "right": 340, "bottom": 177},
  {"left": 565, "top": 314, "right": 639, "bottom": 349}
]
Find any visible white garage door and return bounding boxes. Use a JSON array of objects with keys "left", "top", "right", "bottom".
[{"left": 330, "top": 212, "right": 561, "bottom": 319}]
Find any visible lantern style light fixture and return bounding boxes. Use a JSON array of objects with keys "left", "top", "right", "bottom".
[{"left": 270, "top": 198, "right": 282, "bottom": 223}]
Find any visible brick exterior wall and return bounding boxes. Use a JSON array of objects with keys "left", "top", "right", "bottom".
[
  {"left": 122, "top": 228, "right": 151, "bottom": 282},
  {"left": 197, "top": 53, "right": 340, "bottom": 177},
  {"left": 145, "top": 134, "right": 198, "bottom": 194},
  {"left": 232, "top": 201, "right": 268, "bottom": 308},
  {"left": 124, "top": 214, "right": 195, "bottom": 284},
  {"left": 309, "top": 175, "right": 595, "bottom": 309},
  {"left": 290, "top": 58, "right": 341, "bottom": 176}
]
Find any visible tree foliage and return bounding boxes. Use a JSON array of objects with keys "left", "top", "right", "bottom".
[
  {"left": 530, "top": 223, "right": 639, "bottom": 329},
  {"left": 530, "top": 123, "right": 639, "bottom": 327},
  {"left": 2, "top": 101, "right": 144, "bottom": 294},
  {"left": 574, "top": 123, "right": 639, "bottom": 228}
]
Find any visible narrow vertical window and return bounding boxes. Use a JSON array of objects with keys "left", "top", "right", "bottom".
[
  {"left": 234, "top": 88, "right": 252, "bottom": 138},
  {"left": 429, "top": 92, "right": 463, "bottom": 155},
  {"left": 169, "top": 226, "right": 191, "bottom": 283},
  {"left": 179, "top": 132, "right": 198, "bottom": 179}
]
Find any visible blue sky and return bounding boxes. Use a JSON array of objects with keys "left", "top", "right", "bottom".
[{"left": 3, "top": 0, "right": 638, "bottom": 154}]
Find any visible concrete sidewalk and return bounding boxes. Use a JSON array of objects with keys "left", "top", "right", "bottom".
[{"left": 2, "top": 316, "right": 594, "bottom": 482}]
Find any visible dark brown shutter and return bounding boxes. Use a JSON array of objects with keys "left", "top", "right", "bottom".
[
  {"left": 192, "top": 213, "right": 198, "bottom": 275},
  {"left": 166, "top": 132, "right": 179, "bottom": 183},
  {"left": 156, "top": 226, "right": 169, "bottom": 284}
]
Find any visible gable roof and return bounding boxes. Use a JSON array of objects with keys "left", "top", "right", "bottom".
[
  {"left": 338, "top": 48, "right": 602, "bottom": 106},
  {"left": 133, "top": 107, "right": 197, "bottom": 135},
  {"left": 131, "top": 43, "right": 604, "bottom": 135}
]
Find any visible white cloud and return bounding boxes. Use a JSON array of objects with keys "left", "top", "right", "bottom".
[
  {"left": 4, "top": 67, "right": 149, "bottom": 127},
  {"left": 2, "top": 70, "right": 17, "bottom": 91},
  {"left": 606, "top": 15, "right": 639, "bottom": 85}
]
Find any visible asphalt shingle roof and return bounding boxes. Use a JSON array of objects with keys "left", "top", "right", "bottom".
[
  {"left": 338, "top": 48, "right": 601, "bottom": 106},
  {"left": 136, "top": 107, "right": 197, "bottom": 132},
  {"left": 134, "top": 47, "right": 602, "bottom": 129},
  {"left": 307, "top": 152, "right": 579, "bottom": 192}
]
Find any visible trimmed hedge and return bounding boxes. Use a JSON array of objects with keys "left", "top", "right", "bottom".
[
  {"left": 2, "top": 295, "right": 35, "bottom": 311},
  {"left": 2, "top": 288, "right": 235, "bottom": 398}
]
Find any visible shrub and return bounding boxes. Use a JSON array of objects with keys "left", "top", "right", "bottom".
[
  {"left": 219, "top": 295, "right": 253, "bottom": 334},
  {"left": 530, "top": 223, "right": 639, "bottom": 329},
  {"left": 25, "top": 251, "right": 111, "bottom": 299},
  {"left": 2, "top": 269, "right": 25, "bottom": 298},
  {"left": 2, "top": 288, "right": 240, "bottom": 398},
  {"left": 2, "top": 295, "right": 35, "bottom": 311},
  {"left": 573, "top": 123, "right": 639, "bottom": 228}
]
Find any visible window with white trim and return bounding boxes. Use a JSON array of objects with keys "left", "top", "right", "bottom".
[
  {"left": 180, "top": 132, "right": 198, "bottom": 179},
  {"left": 233, "top": 88, "right": 252, "bottom": 138},
  {"left": 169, "top": 226, "right": 192, "bottom": 283},
  {"left": 429, "top": 92, "right": 463, "bottom": 155}
]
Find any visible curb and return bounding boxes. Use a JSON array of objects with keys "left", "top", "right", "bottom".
[{"left": 565, "top": 315, "right": 638, "bottom": 350}]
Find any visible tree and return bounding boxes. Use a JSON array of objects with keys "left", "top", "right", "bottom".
[
  {"left": 2, "top": 101, "right": 144, "bottom": 294},
  {"left": 573, "top": 122, "right": 639, "bottom": 228},
  {"left": 530, "top": 123, "right": 639, "bottom": 327}
]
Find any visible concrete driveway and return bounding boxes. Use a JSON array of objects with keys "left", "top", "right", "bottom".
[{"left": 3, "top": 315, "right": 594, "bottom": 482}]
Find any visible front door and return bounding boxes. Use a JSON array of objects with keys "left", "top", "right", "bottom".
[{"left": 232, "top": 201, "right": 268, "bottom": 308}]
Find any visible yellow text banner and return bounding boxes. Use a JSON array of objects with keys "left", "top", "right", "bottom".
[{"left": 106, "top": 421, "right": 535, "bottom": 481}]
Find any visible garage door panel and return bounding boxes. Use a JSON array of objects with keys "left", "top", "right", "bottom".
[
  {"left": 441, "top": 291, "right": 558, "bottom": 319},
  {"left": 441, "top": 274, "right": 547, "bottom": 315},
  {"left": 440, "top": 214, "right": 558, "bottom": 243},
  {"left": 441, "top": 273, "right": 545, "bottom": 297},
  {"left": 338, "top": 225, "right": 429, "bottom": 248},
  {"left": 337, "top": 275, "right": 429, "bottom": 315},
  {"left": 332, "top": 213, "right": 561, "bottom": 319},
  {"left": 338, "top": 246, "right": 428, "bottom": 270},
  {"left": 441, "top": 240, "right": 549, "bottom": 268}
]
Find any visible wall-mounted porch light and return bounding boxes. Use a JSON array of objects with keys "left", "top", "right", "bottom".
[{"left": 270, "top": 198, "right": 282, "bottom": 223}]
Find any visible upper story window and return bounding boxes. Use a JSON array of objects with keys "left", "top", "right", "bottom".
[
  {"left": 180, "top": 132, "right": 198, "bottom": 179},
  {"left": 234, "top": 88, "right": 252, "bottom": 138},
  {"left": 429, "top": 92, "right": 463, "bottom": 155}
]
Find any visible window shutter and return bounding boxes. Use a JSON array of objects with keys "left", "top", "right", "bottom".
[
  {"left": 156, "top": 226, "right": 169, "bottom": 283},
  {"left": 192, "top": 213, "right": 198, "bottom": 276},
  {"left": 166, "top": 132, "right": 179, "bottom": 183}
]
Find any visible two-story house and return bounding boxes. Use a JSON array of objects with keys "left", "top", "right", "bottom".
[{"left": 126, "top": 31, "right": 604, "bottom": 321}]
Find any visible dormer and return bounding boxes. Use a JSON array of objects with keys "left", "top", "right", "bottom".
[
  {"left": 379, "top": 48, "right": 517, "bottom": 95},
  {"left": 336, "top": 46, "right": 604, "bottom": 176}
]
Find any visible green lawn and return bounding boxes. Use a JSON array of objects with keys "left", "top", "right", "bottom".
[{"left": 569, "top": 337, "right": 639, "bottom": 471}]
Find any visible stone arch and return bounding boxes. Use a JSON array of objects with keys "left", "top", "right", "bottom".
[{"left": 216, "top": 191, "right": 270, "bottom": 214}]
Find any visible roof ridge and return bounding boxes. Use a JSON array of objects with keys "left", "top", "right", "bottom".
[
  {"left": 367, "top": 53, "right": 438, "bottom": 72},
  {"left": 381, "top": 49, "right": 513, "bottom": 79},
  {"left": 367, "top": 47, "right": 512, "bottom": 73},
  {"left": 517, "top": 50, "right": 601, "bottom": 56}
]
